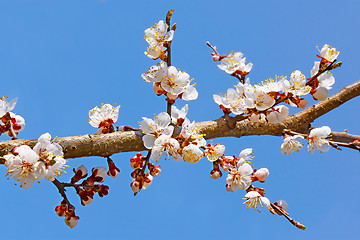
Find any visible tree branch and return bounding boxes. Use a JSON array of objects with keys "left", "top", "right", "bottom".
[{"left": 1, "top": 80, "right": 359, "bottom": 160}]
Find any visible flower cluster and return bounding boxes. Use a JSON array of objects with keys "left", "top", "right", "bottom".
[
  {"left": 74, "top": 166, "right": 110, "bottom": 206},
  {"left": 3, "top": 133, "right": 67, "bottom": 189},
  {"left": 280, "top": 126, "right": 331, "bottom": 154},
  {"left": 208, "top": 148, "right": 273, "bottom": 212},
  {"left": 144, "top": 20, "right": 174, "bottom": 60},
  {"left": 142, "top": 61, "right": 198, "bottom": 102},
  {"left": 55, "top": 201, "right": 79, "bottom": 229},
  {"left": 141, "top": 107, "right": 206, "bottom": 163},
  {"left": 213, "top": 44, "right": 340, "bottom": 123},
  {"left": 89, "top": 103, "right": 120, "bottom": 134},
  {"left": 129, "top": 152, "right": 159, "bottom": 195},
  {"left": 143, "top": 18, "right": 198, "bottom": 103},
  {"left": 0, "top": 97, "right": 25, "bottom": 138}
]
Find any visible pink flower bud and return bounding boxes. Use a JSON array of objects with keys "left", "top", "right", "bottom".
[
  {"left": 153, "top": 83, "right": 166, "bottom": 96},
  {"left": 210, "top": 169, "right": 222, "bottom": 180},
  {"left": 91, "top": 167, "right": 107, "bottom": 183},
  {"left": 130, "top": 180, "right": 141, "bottom": 194},
  {"left": 71, "top": 165, "right": 88, "bottom": 183},
  {"left": 65, "top": 215, "right": 79, "bottom": 229},
  {"left": 142, "top": 174, "right": 153, "bottom": 189},
  {"left": 65, "top": 207, "right": 79, "bottom": 229},
  {"left": 107, "top": 158, "right": 120, "bottom": 178},
  {"left": 275, "top": 200, "right": 288, "bottom": 211},
  {"left": 55, "top": 200, "right": 68, "bottom": 217},
  {"left": 149, "top": 164, "right": 161, "bottom": 177},
  {"left": 225, "top": 184, "right": 233, "bottom": 192},
  {"left": 253, "top": 168, "right": 269, "bottom": 182},
  {"left": 297, "top": 98, "right": 308, "bottom": 109}
]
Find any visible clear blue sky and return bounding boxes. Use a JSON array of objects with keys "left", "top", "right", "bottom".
[{"left": 0, "top": 0, "right": 359, "bottom": 239}]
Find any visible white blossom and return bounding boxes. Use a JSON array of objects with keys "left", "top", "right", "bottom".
[
  {"left": 237, "top": 148, "right": 254, "bottom": 167},
  {"left": 213, "top": 88, "right": 253, "bottom": 115},
  {"left": 281, "top": 135, "right": 304, "bottom": 154},
  {"left": 245, "top": 85, "right": 275, "bottom": 111},
  {"left": 266, "top": 105, "right": 289, "bottom": 124},
  {"left": 33, "top": 133, "right": 66, "bottom": 181},
  {"left": 226, "top": 163, "right": 253, "bottom": 192},
  {"left": 142, "top": 63, "right": 198, "bottom": 100},
  {"left": 0, "top": 97, "right": 17, "bottom": 118},
  {"left": 89, "top": 104, "right": 120, "bottom": 133},
  {"left": 171, "top": 104, "right": 188, "bottom": 125},
  {"left": 308, "top": 126, "right": 331, "bottom": 153},
  {"left": 141, "top": 112, "right": 173, "bottom": 149},
  {"left": 218, "top": 51, "right": 253, "bottom": 75},
  {"left": 151, "top": 134, "right": 181, "bottom": 161},
  {"left": 288, "top": 70, "right": 311, "bottom": 96},
  {"left": 319, "top": 44, "right": 339, "bottom": 63},
  {"left": 144, "top": 20, "right": 174, "bottom": 59},
  {"left": 4, "top": 145, "right": 43, "bottom": 189},
  {"left": 243, "top": 191, "right": 270, "bottom": 211},
  {"left": 204, "top": 144, "right": 225, "bottom": 162},
  {"left": 182, "top": 144, "right": 203, "bottom": 163}
]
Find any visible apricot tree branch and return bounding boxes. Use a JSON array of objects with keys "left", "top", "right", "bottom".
[{"left": 0, "top": 80, "right": 359, "bottom": 161}]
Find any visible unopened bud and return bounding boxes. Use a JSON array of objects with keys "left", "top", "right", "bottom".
[
  {"left": 210, "top": 169, "right": 222, "bottom": 180},
  {"left": 71, "top": 165, "right": 88, "bottom": 183},
  {"left": 55, "top": 200, "right": 68, "bottom": 217},
  {"left": 313, "top": 87, "right": 329, "bottom": 101},
  {"left": 297, "top": 98, "right": 308, "bottom": 109},
  {"left": 149, "top": 163, "right": 161, "bottom": 177},
  {"left": 153, "top": 82, "right": 166, "bottom": 96},
  {"left": 142, "top": 174, "right": 153, "bottom": 190},
  {"left": 130, "top": 180, "right": 141, "bottom": 194},
  {"left": 107, "top": 158, "right": 120, "bottom": 178},
  {"left": 91, "top": 167, "right": 107, "bottom": 183},
  {"left": 253, "top": 168, "right": 269, "bottom": 182},
  {"left": 275, "top": 200, "right": 288, "bottom": 211}
]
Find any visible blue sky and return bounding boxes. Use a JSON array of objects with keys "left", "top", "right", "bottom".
[{"left": 0, "top": 0, "right": 359, "bottom": 239}]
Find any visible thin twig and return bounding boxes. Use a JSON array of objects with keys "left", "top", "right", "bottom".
[
  {"left": 270, "top": 202, "right": 306, "bottom": 230},
  {"left": 52, "top": 179, "right": 74, "bottom": 208}
]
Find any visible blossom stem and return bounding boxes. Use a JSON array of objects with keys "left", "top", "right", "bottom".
[
  {"left": 306, "top": 60, "right": 337, "bottom": 86},
  {"left": 165, "top": 10, "right": 173, "bottom": 67},
  {"left": 283, "top": 129, "right": 360, "bottom": 151},
  {"left": 52, "top": 179, "right": 74, "bottom": 208},
  {"left": 206, "top": 41, "right": 220, "bottom": 55},
  {"left": 9, "top": 124, "right": 17, "bottom": 140},
  {"left": 231, "top": 73, "right": 244, "bottom": 83},
  {"left": 270, "top": 202, "right": 306, "bottom": 230}
]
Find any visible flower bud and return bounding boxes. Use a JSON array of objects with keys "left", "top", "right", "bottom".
[
  {"left": 95, "top": 185, "right": 109, "bottom": 197},
  {"left": 253, "top": 168, "right": 269, "bottom": 182},
  {"left": 275, "top": 200, "right": 288, "bottom": 211},
  {"left": 182, "top": 144, "right": 203, "bottom": 163},
  {"left": 71, "top": 165, "right": 88, "bottom": 183},
  {"left": 107, "top": 158, "right": 120, "bottom": 178},
  {"left": 149, "top": 163, "right": 161, "bottom": 177},
  {"left": 91, "top": 167, "right": 107, "bottom": 183},
  {"left": 130, "top": 180, "right": 141, "bottom": 194},
  {"left": 55, "top": 200, "right": 68, "bottom": 217},
  {"left": 65, "top": 208, "right": 79, "bottom": 229},
  {"left": 225, "top": 184, "right": 233, "bottom": 192},
  {"left": 130, "top": 153, "right": 144, "bottom": 169},
  {"left": 65, "top": 216, "right": 79, "bottom": 229},
  {"left": 210, "top": 169, "right": 222, "bottom": 180},
  {"left": 297, "top": 98, "right": 308, "bottom": 109},
  {"left": 153, "top": 82, "right": 166, "bottom": 96},
  {"left": 142, "top": 174, "right": 153, "bottom": 190},
  {"left": 313, "top": 87, "right": 329, "bottom": 101}
]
